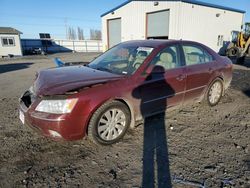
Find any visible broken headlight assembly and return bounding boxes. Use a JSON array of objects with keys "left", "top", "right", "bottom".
[{"left": 35, "top": 99, "right": 78, "bottom": 114}]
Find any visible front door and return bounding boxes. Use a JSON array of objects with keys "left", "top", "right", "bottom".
[{"left": 136, "top": 44, "right": 186, "bottom": 116}]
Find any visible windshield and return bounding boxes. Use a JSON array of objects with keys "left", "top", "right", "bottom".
[{"left": 88, "top": 45, "right": 154, "bottom": 75}]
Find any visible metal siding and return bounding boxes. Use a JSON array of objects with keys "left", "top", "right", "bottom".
[
  {"left": 102, "top": 1, "right": 181, "bottom": 50},
  {"left": 147, "top": 10, "right": 170, "bottom": 37},
  {"left": 101, "top": 1, "right": 244, "bottom": 52},
  {"left": 179, "top": 2, "right": 244, "bottom": 51},
  {"left": 102, "top": 18, "right": 108, "bottom": 51}
]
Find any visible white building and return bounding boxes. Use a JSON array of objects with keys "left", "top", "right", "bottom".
[
  {"left": 101, "top": 0, "right": 245, "bottom": 52},
  {"left": 0, "top": 27, "right": 23, "bottom": 57}
]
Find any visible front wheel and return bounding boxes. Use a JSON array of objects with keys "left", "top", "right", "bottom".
[
  {"left": 87, "top": 101, "right": 131, "bottom": 145},
  {"left": 206, "top": 79, "right": 224, "bottom": 106}
]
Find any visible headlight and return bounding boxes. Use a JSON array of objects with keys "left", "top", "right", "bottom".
[{"left": 35, "top": 99, "right": 78, "bottom": 114}]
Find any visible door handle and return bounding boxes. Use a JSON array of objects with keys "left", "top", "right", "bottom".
[{"left": 176, "top": 74, "right": 186, "bottom": 81}]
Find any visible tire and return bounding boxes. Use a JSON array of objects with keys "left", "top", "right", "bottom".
[
  {"left": 227, "top": 47, "right": 239, "bottom": 57},
  {"left": 206, "top": 79, "right": 224, "bottom": 107},
  {"left": 87, "top": 100, "right": 131, "bottom": 145}
]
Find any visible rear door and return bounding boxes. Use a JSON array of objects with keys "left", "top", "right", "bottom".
[{"left": 181, "top": 43, "right": 215, "bottom": 103}]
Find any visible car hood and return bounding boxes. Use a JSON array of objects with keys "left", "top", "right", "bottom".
[{"left": 34, "top": 65, "right": 123, "bottom": 96}]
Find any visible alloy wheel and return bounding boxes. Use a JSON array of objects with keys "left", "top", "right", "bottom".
[
  {"left": 208, "top": 81, "right": 222, "bottom": 105},
  {"left": 97, "top": 108, "right": 126, "bottom": 141}
]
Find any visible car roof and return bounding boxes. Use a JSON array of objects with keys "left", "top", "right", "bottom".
[
  {"left": 120, "top": 39, "right": 218, "bottom": 58},
  {"left": 120, "top": 39, "right": 203, "bottom": 48}
]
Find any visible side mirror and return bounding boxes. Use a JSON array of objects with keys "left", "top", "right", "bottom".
[{"left": 146, "top": 65, "right": 165, "bottom": 75}]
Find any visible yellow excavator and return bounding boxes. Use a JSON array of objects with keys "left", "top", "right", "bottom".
[{"left": 227, "top": 22, "right": 250, "bottom": 64}]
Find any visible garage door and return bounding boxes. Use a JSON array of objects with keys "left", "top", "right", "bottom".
[
  {"left": 108, "top": 18, "right": 121, "bottom": 48},
  {"left": 147, "top": 10, "right": 170, "bottom": 39}
]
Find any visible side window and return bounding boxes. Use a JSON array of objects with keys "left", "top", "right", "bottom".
[
  {"left": 204, "top": 50, "right": 214, "bottom": 62},
  {"left": 111, "top": 48, "right": 129, "bottom": 61},
  {"left": 8, "top": 38, "right": 14, "bottom": 45},
  {"left": 2, "top": 38, "right": 8, "bottom": 45},
  {"left": 152, "top": 45, "right": 181, "bottom": 70},
  {"left": 183, "top": 45, "right": 213, "bottom": 65},
  {"left": 1, "top": 37, "right": 15, "bottom": 46}
]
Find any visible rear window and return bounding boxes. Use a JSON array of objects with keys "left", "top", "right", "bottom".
[{"left": 183, "top": 45, "right": 214, "bottom": 65}]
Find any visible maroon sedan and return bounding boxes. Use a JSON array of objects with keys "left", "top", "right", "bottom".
[{"left": 19, "top": 40, "right": 232, "bottom": 145}]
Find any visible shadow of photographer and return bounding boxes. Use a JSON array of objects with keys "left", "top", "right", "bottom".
[{"left": 132, "top": 65, "right": 174, "bottom": 188}]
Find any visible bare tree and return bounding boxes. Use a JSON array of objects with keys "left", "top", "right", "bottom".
[
  {"left": 72, "top": 27, "right": 76, "bottom": 40},
  {"left": 77, "top": 27, "right": 84, "bottom": 40},
  {"left": 90, "top": 29, "right": 102, "bottom": 40},
  {"left": 68, "top": 26, "right": 76, "bottom": 40},
  {"left": 96, "top": 30, "right": 102, "bottom": 40},
  {"left": 67, "top": 27, "right": 71, "bottom": 40}
]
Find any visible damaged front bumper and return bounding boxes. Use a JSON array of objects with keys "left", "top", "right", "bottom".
[{"left": 19, "top": 90, "right": 86, "bottom": 141}]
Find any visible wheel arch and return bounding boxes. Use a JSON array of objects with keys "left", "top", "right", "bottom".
[
  {"left": 199, "top": 76, "right": 224, "bottom": 107},
  {"left": 114, "top": 98, "right": 135, "bottom": 127},
  {"left": 214, "top": 75, "right": 225, "bottom": 94},
  {"left": 199, "top": 75, "right": 224, "bottom": 103},
  {"left": 85, "top": 97, "right": 135, "bottom": 136},
  {"left": 207, "top": 75, "right": 225, "bottom": 93},
  {"left": 217, "top": 75, "right": 224, "bottom": 82}
]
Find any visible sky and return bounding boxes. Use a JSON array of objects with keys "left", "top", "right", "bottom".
[{"left": 0, "top": 0, "right": 249, "bottom": 39}]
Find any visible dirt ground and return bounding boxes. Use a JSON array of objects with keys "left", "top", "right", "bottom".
[{"left": 0, "top": 53, "right": 249, "bottom": 188}]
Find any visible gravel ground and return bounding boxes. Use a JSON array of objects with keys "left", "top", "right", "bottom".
[{"left": 0, "top": 53, "right": 249, "bottom": 188}]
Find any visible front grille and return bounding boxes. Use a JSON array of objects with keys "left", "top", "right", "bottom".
[{"left": 21, "top": 90, "right": 36, "bottom": 108}]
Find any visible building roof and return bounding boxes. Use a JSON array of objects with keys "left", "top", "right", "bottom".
[
  {"left": 101, "top": 0, "right": 245, "bottom": 17},
  {"left": 0, "top": 27, "right": 22, "bottom": 35}
]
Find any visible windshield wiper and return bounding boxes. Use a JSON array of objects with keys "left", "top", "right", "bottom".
[{"left": 95, "top": 67, "right": 113, "bottom": 73}]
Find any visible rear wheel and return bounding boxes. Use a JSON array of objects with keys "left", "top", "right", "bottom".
[
  {"left": 206, "top": 79, "right": 224, "bottom": 106},
  {"left": 87, "top": 101, "right": 131, "bottom": 145}
]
